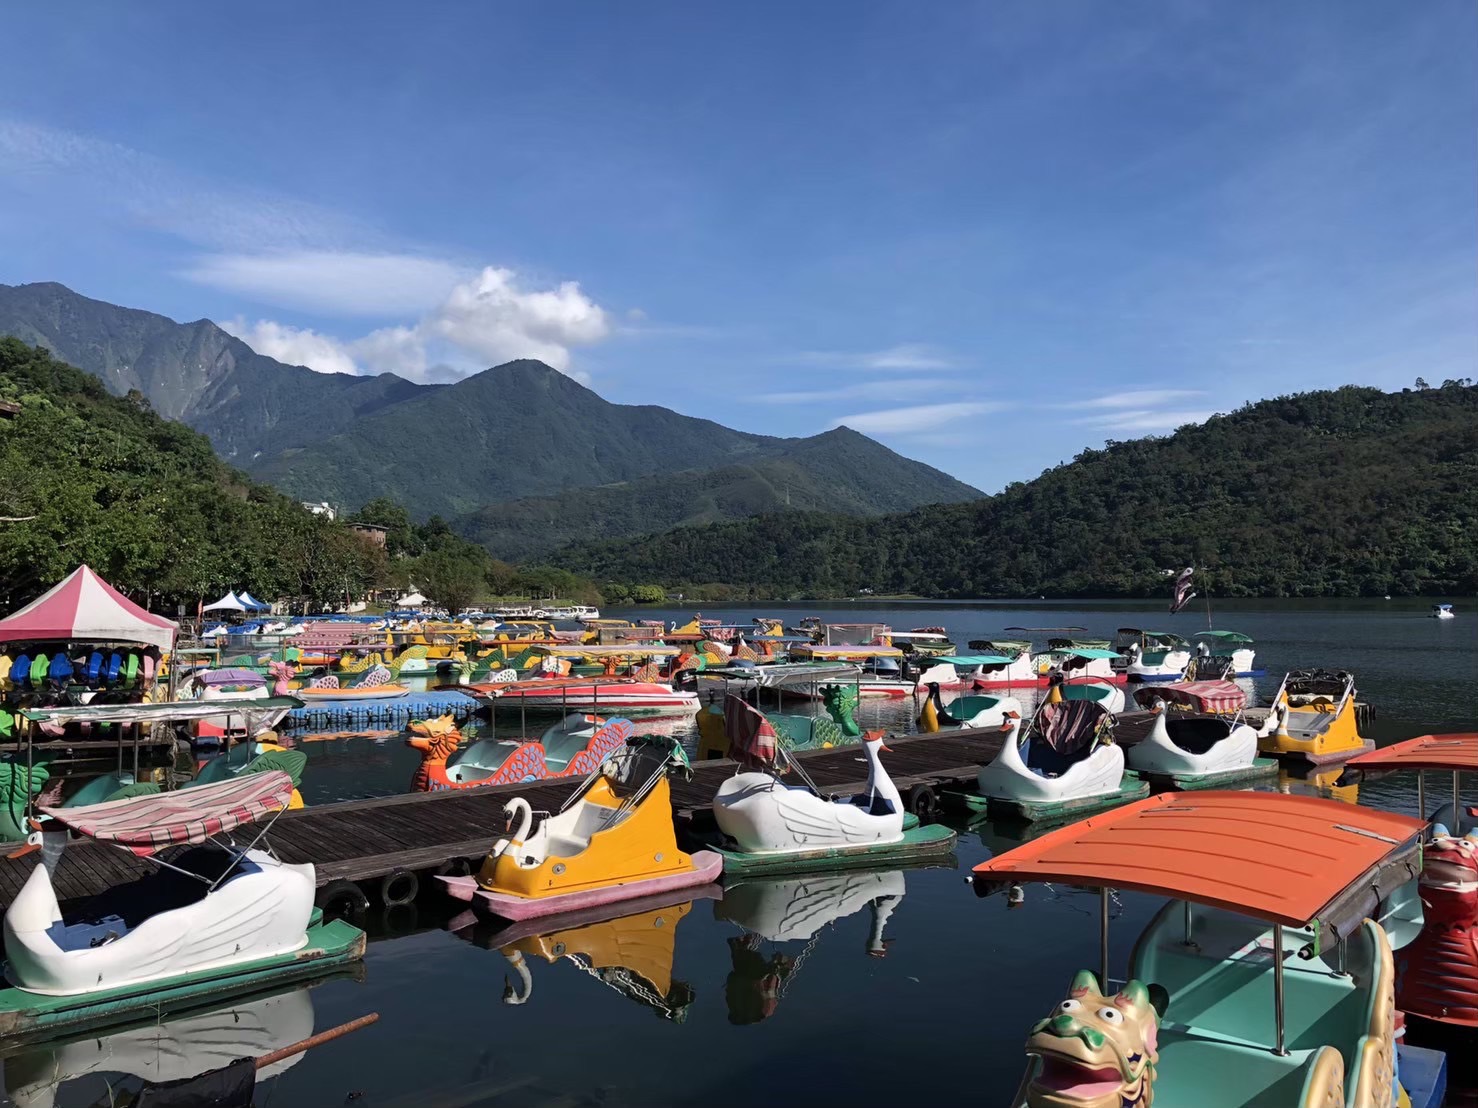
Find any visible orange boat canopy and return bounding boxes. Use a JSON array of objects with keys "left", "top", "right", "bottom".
[
  {"left": 972, "top": 791, "right": 1423, "bottom": 942},
  {"left": 1348, "top": 733, "right": 1478, "bottom": 772}
]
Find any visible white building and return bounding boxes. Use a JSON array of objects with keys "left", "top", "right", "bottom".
[{"left": 302, "top": 501, "right": 336, "bottom": 521}]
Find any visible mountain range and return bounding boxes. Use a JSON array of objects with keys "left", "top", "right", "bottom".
[
  {"left": 0, "top": 282, "right": 979, "bottom": 549},
  {"left": 548, "top": 382, "right": 1478, "bottom": 597}
]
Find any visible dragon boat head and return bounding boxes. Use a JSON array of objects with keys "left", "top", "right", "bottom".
[
  {"left": 1024, "top": 971, "right": 1164, "bottom": 1108},
  {"left": 1419, "top": 826, "right": 1478, "bottom": 923},
  {"left": 408, "top": 714, "right": 462, "bottom": 755}
]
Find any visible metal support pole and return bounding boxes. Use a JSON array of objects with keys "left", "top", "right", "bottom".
[
  {"left": 1100, "top": 887, "right": 1110, "bottom": 988},
  {"left": 1453, "top": 770, "right": 1461, "bottom": 828},
  {"left": 1335, "top": 936, "right": 1347, "bottom": 977},
  {"left": 1273, "top": 926, "right": 1288, "bottom": 1055},
  {"left": 1182, "top": 901, "right": 1193, "bottom": 946},
  {"left": 1418, "top": 770, "right": 1426, "bottom": 823}
]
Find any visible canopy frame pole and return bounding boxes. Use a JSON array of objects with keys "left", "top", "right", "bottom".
[
  {"left": 1453, "top": 770, "right": 1460, "bottom": 827},
  {"left": 1418, "top": 770, "right": 1426, "bottom": 823},
  {"left": 1273, "top": 925, "right": 1288, "bottom": 1056},
  {"left": 1182, "top": 901, "right": 1194, "bottom": 947},
  {"left": 1099, "top": 887, "right": 1110, "bottom": 988}
]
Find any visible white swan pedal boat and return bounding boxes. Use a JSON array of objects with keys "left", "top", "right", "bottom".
[
  {"left": 709, "top": 696, "right": 955, "bottom": 875},
  {"left": 0, "top": 771, "right": 364, "bottom": 1043},
  {"left": 1127, "top": 680, "right": 1278, "bottom": 788}
]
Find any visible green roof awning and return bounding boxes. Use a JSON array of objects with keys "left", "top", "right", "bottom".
[
  {"left": 934, "top": 655, "right": 1017, "bottom": 666},
  {"left": 1054, "top": 647, "right": 1122, "bottom": 661}
]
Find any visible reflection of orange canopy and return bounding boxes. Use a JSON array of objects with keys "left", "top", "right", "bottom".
[
  {"left": 1348, "top": 733, "right": 1478, "bottom": 771},
  {"left": 972, "top": 791, "right": 1423, "bottom": 931}
]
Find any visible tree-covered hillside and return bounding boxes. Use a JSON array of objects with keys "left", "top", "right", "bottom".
[
  {"left": 547, "top": 383, "right": 1478, "bottom": 598},
  {"left": 0, "top": 338, "right": 386, "bottom": 611}
]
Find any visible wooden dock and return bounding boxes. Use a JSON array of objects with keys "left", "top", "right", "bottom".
[{"left": 0, "top": 728, "right": 1009, "bottom": 909}]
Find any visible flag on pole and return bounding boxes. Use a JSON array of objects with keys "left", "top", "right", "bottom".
[{"left": 1170, "top": 566, "right": 1197, "bottom": 614}]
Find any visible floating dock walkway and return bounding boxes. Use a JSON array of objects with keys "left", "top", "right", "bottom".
[
  {"left": 281, "top": 689, "right": 481, "bottom": 730},
  {"left": 0, "top": 728, "right": 1009, "bottom": 909}
]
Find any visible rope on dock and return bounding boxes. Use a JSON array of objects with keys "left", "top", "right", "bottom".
[{"left": 281, "top": 690, "right": 481, "bottom": 730}]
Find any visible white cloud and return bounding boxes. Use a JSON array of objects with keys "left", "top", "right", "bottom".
[
  {"left": 833, "top": 402, "right": 1001, "bottom": 435},
  {"left": 219, "top": 317, "right": 359, "bottom": 376},
  {"left": 760, "top": 377, "right": 960, "bottom": 404},
  {"left": 184, "top": 251, "right": 467, "bottom": 316},
  {"left": 797, "top": 343, "right": 962, "bottom": 371},
  {"left": 428, "top": 267, "right": 609, "bottom": 372},
  {"left": 1085, "top": 409, "right": 1218, "bottom": 433},
  {"left": 1070, "top": 389, "right": 1206, "bottom": 409},
  {"left": 218, "top": 265, "right": 610, "bottom": 381}
]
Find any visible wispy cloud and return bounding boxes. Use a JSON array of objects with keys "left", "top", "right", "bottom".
[
  {"left": 795, "top": 343, "right": 962, "bottom": 371},
  {"left": 759, "top": 377, "right": 959, "bottom": 404},
  {"left": 833, "top": 401, "right": 1002, "bottom": 435},
  {"left": 184, "top": 251, "right": 467, "bottom": 317},
  {"left": 1069, "top": 389, "right": 1205, "bottom": 409},
  {"left": 1079, "top": 409, "right": 1218, "bottom": 433}
]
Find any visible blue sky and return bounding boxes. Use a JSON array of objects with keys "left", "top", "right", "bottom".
[{"left": 0, "top": 1, "right": 1473, "bottom": 493}]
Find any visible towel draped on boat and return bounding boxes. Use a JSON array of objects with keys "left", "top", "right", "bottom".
[
  {"left": 724, "top": 694, "right": 780, "bottom": 771},
  {"left": 1036, "top": 699, "right": 1111, "bottom": 756}
]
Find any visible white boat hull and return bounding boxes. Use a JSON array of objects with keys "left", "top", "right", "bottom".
[
  {"left": 3, "top": 849, "right": 315, "bottom": 996},
  {"left": 713, "top": 772, "right": 904, "bottom": 855},
  {"left": 1126, "top": 712, "right": 1260, "bottom": 778},
  {"left": 976, "top": 727, "right": 1127, "bottom": 805}
]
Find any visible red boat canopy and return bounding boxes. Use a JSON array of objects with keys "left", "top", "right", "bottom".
[
  {"left": 40, "top": 771, "right": 294, "bottom": 856},
  {"left": 0, "top": 566, "right": 177, "bottom": 652},
  {"left": 1348, "top": 733, "right": 1478, "bottom": 771},
  {"left": 1133, "top": 680, "right": 1247, "bottom": 714},
  {"left": 972, "top": 792, "right": 1424, "bottom": 933}
]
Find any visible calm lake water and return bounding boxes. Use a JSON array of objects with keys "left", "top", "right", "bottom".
[{"left": 4, "top": 601, "right": 1474, "bottom": 1107}]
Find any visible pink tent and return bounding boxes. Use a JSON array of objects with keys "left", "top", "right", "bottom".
[{"left": 0, "top": 565, "right": 177, "bottom": 651}]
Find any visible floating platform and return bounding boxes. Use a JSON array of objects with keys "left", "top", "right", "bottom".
[
  {"left": 1138, "top": 757, "right": 1281, "bottom": 791},
  {"left": 948, "top": 775, "right": 1152, "bottom": 823},
  {"left": 0, "top": 916, "right": 364, "bottom": 1046},
  {"left": 0, "top": 729, "right": 1009, "bottom": 909},
  {"left": 281, "top": 689, "right": 481, "bottom": 730},
  {"left": 709, "top": 823, "right": 957, "bottom": 877}
]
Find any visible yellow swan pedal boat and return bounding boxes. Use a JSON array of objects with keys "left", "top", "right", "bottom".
[
  {"left": 1258, "top": 668, "right": 1373, "bottom": 764},
  {"left": 436, "top": 734, "right": 722, "bottom": 921}
]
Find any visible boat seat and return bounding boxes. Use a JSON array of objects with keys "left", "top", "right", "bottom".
[
  {"left": 45, "top": 914, "right": 131, "bottom": 951},
  {"left": 1023, "top": 739, "right": 1092, "bottom": 778},
  {"left": 1163, "top": 717, "right": 1234, "bottom": 755},
  {"left": 1151, "top": 1029, "right": 1321, "bottom": 1105},
  {"left": 545, "top": 803, "right": 625, "bottom": 858}
]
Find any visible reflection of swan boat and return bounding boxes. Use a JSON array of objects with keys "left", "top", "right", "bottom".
[
  {"left": 717, "top": 869, "right": 906, "bottom": 1024},
  {"left": 450, "top": 891, "right": 709, "bottom": 1021},
  {"left": 437, "top": 735, "right": 722, "bottom": 920},
  {"left": 973, "top": 792, "right": 1440, "bottom": 1108},
  {"left": 710, "top": 696, "right": 956, "bottom": 875},
  {"left": 3, "top": 985, "right": 317, "bottom": 1107}
]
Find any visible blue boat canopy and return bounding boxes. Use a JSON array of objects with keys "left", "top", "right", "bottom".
[{"left": 1055, "top": 647, "right": 1122, "bottom": 660}]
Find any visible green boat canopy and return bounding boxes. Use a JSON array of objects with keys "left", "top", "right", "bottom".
[
  {"left": 20, "top": 697, "right": 304, "bottom": 725},
  {"left": 1054, "top": 647, "right": 1122, "bottom": 660},
  {"left": 934, "top": 655, "right": 1017, "bottom": 666},
  {"left": 1197, "top": 630, "right": 1255, "bottom": 643}
]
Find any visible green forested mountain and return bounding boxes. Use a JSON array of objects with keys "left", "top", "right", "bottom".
[
  {"left": 0, "top": 282, "right": 433, "bottom": 464},
  {"left": 0, "top": 338, "right": 385, "bottom": 611},
  {"left": 453, "top": 426, "right": 975, "bottom": 558},
  {"left": 0, "top": 282, "right": 980, "bottom": 531},
  {"left": 548, "top": 384, "right": 1478, "bottom": 598},
  {"left": 250, "top": 359, "right": 980, "bottom": 520}
]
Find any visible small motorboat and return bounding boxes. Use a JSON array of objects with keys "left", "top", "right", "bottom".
[
  {"left": 709, "top": 696, "right": 955, "bottom": 874},
  {"left": 0, "top": 772, "right": 363, "bottom": 1042},
  {"left": 1112, "top": 628, "right": 1191, "bottom": 682},
  {"left": 1432, "top": 603, "right": 1457, "bottom": 619},
  {"left": 1258, "top": 668, "right": 1373, "bottom": 763},
  {"left": 972, "top": 792, "right": 1439, "bottom": 1108},
  {"left": 969, "top": 696, "right": 1147, "bottom": 821},
  {"left": 473, "top": 677, "right": 700, "bottom": 716},
  {"left": 916, "top": 683, "right": 1023, "bottom": 731},
  {"left": 437, "top": 735, "right": 722, "bottom": 920},
  {"left": 1127, "top": 681, "right": 1276, "bottom": 788}
]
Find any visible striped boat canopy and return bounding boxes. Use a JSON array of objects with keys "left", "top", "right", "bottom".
[
  {"left": 1134, "top": 680, "right": 1247, "bottom": 715},
  {"left": 39, "top": 771, "right": 294, "bottom": 855}
]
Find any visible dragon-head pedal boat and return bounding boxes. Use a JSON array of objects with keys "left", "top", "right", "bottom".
[
  {"left": 973, "top": 791, "right": 1440, "bottom": 1108},
  {"left": 0, "top": 770, "right": 364, "bottom": 1044},
  {"left": 437, "top": 734, "right": 722, "bottom": 920}
]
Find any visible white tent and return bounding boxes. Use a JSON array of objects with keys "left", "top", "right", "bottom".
[
  {"left": 397, "top": 592, "right": 427, "bottom": 607},
  {"left": 203, "top": 591, "right": 247, "bottom": 613},
  {"left": 237, "top": 591, "right": 271, "bottom": 611}
]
